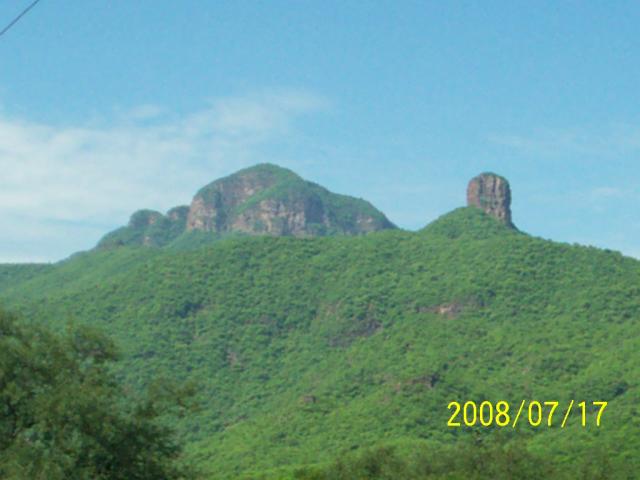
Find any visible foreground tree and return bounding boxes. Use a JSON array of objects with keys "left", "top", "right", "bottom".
[{"left": 0, "top": 309, "right": 194, "bottom": 480}]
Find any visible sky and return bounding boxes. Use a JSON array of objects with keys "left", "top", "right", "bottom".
[{"left": 1, "top": 0, "right": 639, "bottom": 262}]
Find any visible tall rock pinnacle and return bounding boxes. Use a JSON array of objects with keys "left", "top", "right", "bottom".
[{"left": 466, "top": 173, "right": 514, "bottom": 227}]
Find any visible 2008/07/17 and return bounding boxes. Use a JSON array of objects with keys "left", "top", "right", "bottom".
[{"left": 447, "top": 400, "right": 608, "bottom": 428}]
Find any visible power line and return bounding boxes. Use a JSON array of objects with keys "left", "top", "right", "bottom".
[{"left": 0, "top": 0, "right": 43, "bottom": 39}]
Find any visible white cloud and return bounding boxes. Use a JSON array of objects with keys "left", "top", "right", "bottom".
[
  {"left": 210, "top": 92, "right": 327, "bottom": 137},
  {"left": 0, "top": 90, "right": 327, "bottom": 262}
]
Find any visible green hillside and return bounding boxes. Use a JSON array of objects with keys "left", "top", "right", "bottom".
[
  {"left": 1, "top": 207, "right": 639, "bottom": 478},
  {"left": 0, "top": 263, "right": 52, "bottom": 291}
]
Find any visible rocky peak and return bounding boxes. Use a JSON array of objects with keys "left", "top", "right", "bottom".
[
  {"left": 96, "top": 163, "right": 395, "bottom": 249},
  {"left": 128, "top": 210, "right": 164, "bottom": 229},
  {"left": 185, "top": 163, "right": 395, "bottom": 237},
  {"left": 97, "top": 206, "right": 189, "bottom": 249},
  {"left": 186, "top": 163, "right": 300, "bottom": 232},
  {"left": 167, "top": 206, "right": 189, "bottom": 222},
  {"left": 466, "top": 173, "right": 514, "bottom": 227}
]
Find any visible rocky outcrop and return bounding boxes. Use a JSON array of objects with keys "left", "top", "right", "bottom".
[
  {"left": 167, "top": 206, "right": 189, "bottom": 223},
  {"left": 467, "top": 173, "right": 514, "bottom": 227},
  {"left": 128, "top": 210, "right": 163, "bottom": 229},
  {"left": 97, "top": 163, "right": 395, "bottom": 249},
  {"left": 185, "top": 163, "right": 395, "bottom": 237},
  {"left": 97, "top": 206, "right": 189, "bottom": 249}
]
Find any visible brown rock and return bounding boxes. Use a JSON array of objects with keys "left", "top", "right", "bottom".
[
  {"left": 97, "top": 163, "right": 395, "bottom": 249},
  {"left": 467, "top": 173, "right": 514, "bottom": 227},
  {"left": 185, "top": 163, "right": 395, "bottom": 236}
]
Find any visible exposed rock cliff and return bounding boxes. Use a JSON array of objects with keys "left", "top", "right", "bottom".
[
  {"left": 466, "top": 173, "right": 514, "bottom": 227},
  {"left": 186, "top": 164, "right": 395, "bottom": 237},
  {"left": 97, "top": 163, "right": 395, "bottom": 249}
]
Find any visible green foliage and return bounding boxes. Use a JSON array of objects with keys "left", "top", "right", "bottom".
[
  {"left": 294, "top": 437, "right": 636, "bottom": 480},
  {"left": 1, "top": 207, "right": 639, "bottom": 477},
  {"left": 421, "top": 207, "right": 518, "bottom": 239},
  {"left": 0, "top": 310, "right": 195, "bottom": 479},
  {"left": 0, "top": 264, "right": 52, "bottom": 291}
]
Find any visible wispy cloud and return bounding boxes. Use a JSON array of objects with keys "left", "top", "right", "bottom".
[
  {"left": 0, "top": 90, "right": 328, "bottom": 262},
  {"left": 488, "top": 124, "right": 640, "bottom": 157},
  {"left": 528, "top": 184, "right": 637, "bottom": 213},
  {"left": 590, "top": 186, "right": 628, "bottom": 199}
]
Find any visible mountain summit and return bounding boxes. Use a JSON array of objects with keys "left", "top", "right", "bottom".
[
  {"left": 97, "top": 166, "right": 519, "bottom": 250},
  {"left": 97, "top": 164, "right": 395, "bottom": 248},
  {"left": 186, "top": 164, "right": 395, "bottom": 236}
]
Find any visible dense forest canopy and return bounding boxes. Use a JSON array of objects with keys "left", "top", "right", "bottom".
[
  {"left": 1, "top": 207, "right": 638, "bottom": 478},
  {"left": 0, "top": 310, "right": 194, "bottom": 479}
]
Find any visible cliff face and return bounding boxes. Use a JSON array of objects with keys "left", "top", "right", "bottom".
[
  {"left": 185, "top": 166, "right": 285, "bottom": 232},
  {"left": 186, "top": 164, "right": 394, "bottom": 237},
  {"left": 466, "top": 173, "right": 514, "bottom": 227},
  {"left": 96, "top": 166, "right": 518, "bottom": 251},
  {"left": 97, "top": 163, "right": 395, "bottom": 249}
]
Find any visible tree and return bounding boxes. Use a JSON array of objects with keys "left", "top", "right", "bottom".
[{"left": 0, "top": 309, "right": 195, "bottom": 479}]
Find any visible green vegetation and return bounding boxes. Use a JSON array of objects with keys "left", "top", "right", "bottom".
[
  {"left": 1, "top": 207, "right": 639, "bottom": 478},
  {"left": 293, "top": 437, "right": 633, "bottom": 479},
  {"left": 0, "top": 309, "right": 195, "bottom": 479},
  {"left": 0, "top": 264, "right": 52, "bottom": 291}
]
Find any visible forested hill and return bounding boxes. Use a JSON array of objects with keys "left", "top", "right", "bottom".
[{"left": 1, "top": 170, "right": 639, "bottom": 478}]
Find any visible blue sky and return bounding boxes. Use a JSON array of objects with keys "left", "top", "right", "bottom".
[{"left": 1, "top": 1, "right": 639, "bottom": 262}]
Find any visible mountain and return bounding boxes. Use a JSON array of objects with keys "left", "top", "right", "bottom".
[
  {"left": 97, "top": 164, "right": 396, "bottom": 249},
  {"left": 1, "top": 168, "right": 638, "bottom": 479}
]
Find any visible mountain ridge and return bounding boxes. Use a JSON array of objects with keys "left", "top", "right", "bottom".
[
  {"left": 1, "top": 168, "right": 637, "bottom": 478},
  {"left": 1, "top": 202, "right": 638, "bottom": 477},
  {"left": 97, "top": 163, "right": 396, "bottom": 249}
]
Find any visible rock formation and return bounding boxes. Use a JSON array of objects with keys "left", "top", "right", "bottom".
[
  {"left": 466, "top": 173, "right": 514, "bottom": 227},
  {"left": 185, "top": 164, "right": 395, "bottom": 237},
  {"left": 97, "top": 206, "right": 189, "bottom": 249},
  {"left": 97, "top": 163, "right": 395, "bottom": 249},
  {"left": 128, "top": 210, "right": 164, "bottom": 229}
]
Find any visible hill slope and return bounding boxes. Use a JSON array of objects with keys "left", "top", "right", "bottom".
[{"left": 2, "top": 207, "right": 639, "bottom": 478}]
